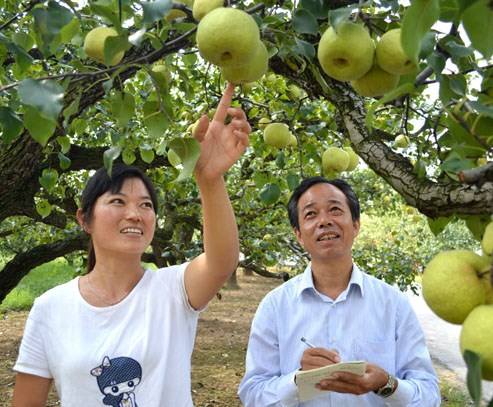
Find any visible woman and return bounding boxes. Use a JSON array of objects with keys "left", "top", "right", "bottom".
[{"left": 12, "top": 83, "right": 250, "bottom": 406}]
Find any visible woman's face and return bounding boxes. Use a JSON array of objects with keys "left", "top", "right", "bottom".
[{"left": 83, "top": 177, "right": 156, "bottom": 259}]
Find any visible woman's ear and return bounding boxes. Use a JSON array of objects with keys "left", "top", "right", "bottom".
[{"left": 76, "top": 209, "right": 89, "bottom": 233}]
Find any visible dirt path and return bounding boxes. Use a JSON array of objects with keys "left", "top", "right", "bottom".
[{"left": 0, "top": 272, "right": 279, "bottom": 406}]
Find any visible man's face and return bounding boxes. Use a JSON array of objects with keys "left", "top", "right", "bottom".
[{"left": 294, "top": 183, "right": 360, "bottom": 263}]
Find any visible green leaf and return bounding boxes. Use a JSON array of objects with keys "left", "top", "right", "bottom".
[
  {"left": 110, "top": 92, "right": 135, "bottom": 128},
  {"left": 23, "top": 107, "right": 56, "bottom": 146},
  {"left": 464, "top": 214, "right": 491, "bottom": 240},
  {"left": 401, "top": 0, "right": 440, "bottom": 63},
  {"left": 300, "top": 0, "right": 330, "bottom": 19},
  {"left": 463, "top": 350, "right": 482, "bottom": 406},
  {"left": 458, "top": 0, "right": 482, "bottom": 12},
  {"left": 462, "top": 0, "right": 493, "bottom": 59},
  {"left": 439, "top": 0, "right": 460, "bottom": 22},
  {"left": 168, "top": 137, "right": 200, "bottom": 182},
  {"left": 91, "top": 2, "right": 121, "bottom": 28},
  {"left": 427, "top": 51, "right": 446, "bottom": 74},
  {"left": 39, "top": 168, "right": 58, "bottom": 192},
  {"left": 449, "top": 74, "right": 467, "bottom": 96},
  {"left": 36, "top": 199, "right": 52, "bottom": 219},
  {"left": 103, "top": 146, "right": 122, "bottom": 174},
  {"left": 60, "top": 18, "right": 80, "bottom": 43},
  {"left": 287, "top": 173, "right": 300, "bottom": 191},
  {"left": 142, "top": 0, "right": 173, "bottom": 25},
  {"left": 439, "top": 75, "right": 456, "bottom": 104},
  {"left": 143, "top": 101, "right": 168, "bottom": 137},
  {"left": 122, "top": 148, "right": 136, "bottom": 165},
  {"left": 427, "top": 216, "right": 451, "bottom": 235},
  {"left": 58, "top": 152, "right": 71, "bottom": 170},
  {"left": 104, "top": 33, "right": 129, "bottom": 66},
  {"left": 0, "top": 107, "right": 23, "bottom": 144},
  {"left": 328, "top": 7, "right": 353, "bottom": 30},
  {"left": 139, "top": 145, "right": 155, "bottom": 163},
  {"left": 295, "top": 38, "right": 316, "bottom": 60},
  {"left": 32, "top": 1, "right": 74, "bottom": 55},
  {"left": 293, "top": 9, "right": 319, "bottom": 34},
  {"left": 13, "top": 32, "right": 34, "bottom": 50},
  {"left": 18, "top": 79, "right": 64, "bottom": 121},
  {"left": 276, "top": 151, "right": 286, "bottom": 169},
  {"left": 260, "top": 183, "right": 281, "bottom": 205}
]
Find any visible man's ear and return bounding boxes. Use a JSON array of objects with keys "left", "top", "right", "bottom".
[
  {"left": 293, "top": 227, "right": 304, "bottom": 248},
  {"left": 353, "top": 219, "right": 360, "bottom": 238},
  {"left": 76, "top": 209, "right": 89, "bottom": 233}
]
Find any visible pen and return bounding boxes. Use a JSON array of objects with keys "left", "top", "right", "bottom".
[{"left": 300, "top": 336, "right": 316, "bottom": 348}]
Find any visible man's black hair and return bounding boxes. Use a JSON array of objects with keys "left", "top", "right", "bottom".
[{"left": 287, "top": 176, "right": 360, "bottom": 230}]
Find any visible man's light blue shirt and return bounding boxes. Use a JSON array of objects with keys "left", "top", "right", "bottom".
[{"left": 238, "top": 264, "right": 440, "bottom": 406}]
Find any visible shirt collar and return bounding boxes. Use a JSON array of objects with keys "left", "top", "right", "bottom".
[{"left": 297, "top": 263, "right": 365, "bottom": 298}]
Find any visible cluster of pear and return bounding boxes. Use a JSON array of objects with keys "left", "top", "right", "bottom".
[
  {"left": 322, "top": 146, "right": 359, "bottom": 174},
  {"left": 196, "top": 7, "right": 268, "bottom": 85},
  {"left": 422, "top": 222, "right": 493, "bottom": 380},
  {"left": 317, "top": 22, "right": 416, "bottom": 97},
  {"left": 260, "top": 120, "right": 297, "bottom": 149}
]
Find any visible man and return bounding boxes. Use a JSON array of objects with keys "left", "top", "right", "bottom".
[{"left": 238, "top": 177, "right": 440, "bottom": 406}]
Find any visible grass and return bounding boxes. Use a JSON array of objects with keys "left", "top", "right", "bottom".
[
  {"left": 0, "top": 258, "right": 76, "bottom": 311},
  {"left": 440, "top": 380, "right": 474, "bottom": 406}
]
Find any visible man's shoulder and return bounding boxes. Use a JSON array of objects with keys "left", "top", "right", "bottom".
[
  {"left": 359, "top": 269, "right": 408, "bottom": 300},
  {"left": 261, "top": 273, "right": 304, "bottom": 304}
]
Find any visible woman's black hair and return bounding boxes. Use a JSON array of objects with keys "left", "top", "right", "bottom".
[
  {"left": 287, "top": 176, "right": 360, "bottom": 230},
  {"left": 79, "top": 164, "right": 158, "bottom": 273}
]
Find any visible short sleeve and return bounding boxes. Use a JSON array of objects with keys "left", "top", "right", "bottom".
[{"left": 13, "top": 299, "right": 52, "bottom": 378}]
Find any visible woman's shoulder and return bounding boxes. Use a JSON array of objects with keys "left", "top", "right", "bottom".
[{"left": 33, "top": 276, "right": 79, "bottom": 309}]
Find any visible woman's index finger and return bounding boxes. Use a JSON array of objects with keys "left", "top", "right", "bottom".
[{"left": 213, "top": 82, "right": 235, "bottom": 122}]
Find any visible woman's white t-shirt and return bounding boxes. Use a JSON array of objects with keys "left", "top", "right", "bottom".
[{"left": 14, "top": 263, "right": 200, "bottom": 406}]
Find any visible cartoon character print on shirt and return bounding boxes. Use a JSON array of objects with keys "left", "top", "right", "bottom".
[{"left": 91, "top": 356, "right": 142, "bottom": 407}]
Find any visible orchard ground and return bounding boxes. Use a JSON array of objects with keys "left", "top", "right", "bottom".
[{"left": 0, "top": 271, "right": 475, "bottom": 406}]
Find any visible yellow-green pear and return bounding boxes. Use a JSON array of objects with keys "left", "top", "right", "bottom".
[
  {"left": 258, "top": 117, "right": 270, "bottom": 129},
  {"left": 482, "top": 221, "right": 493, "bottom": 256},
  {"left": 83, "top": 27, "right": 124, "bottom": 66},
  {"left": 322, "top": 147, "right": 350, "bottom": 173},
  {"left": 150, "top": 63, "right": 171, "bottom": 88},
  {"left": 193, "top": 0, "right": 223, "bottom": 21},
  {"left": 376, "top": 29, "right": 417, "bottom": 75},
  {"left": 222, "top": 41, "right": 268, "bottom": 84},
  {"left": 317, "top": 22, "right": 374, "bottom": 82},
  {"left": 288, "top": 132, "right": 297, "bottom": 147},
  {"left": 394, "top": 134, "right": 409, "bottom": 148},
  {"left": 484, "top": 275, "right": 493, "bottom": 304},
  {"left": 350, "top": 64, "right": 399, "bottom": 97},
  {"left": 343, "top": 147, "right": 359, "bottom": 171},
  {"left": 460, "top": 305, "right": 493, "bottom": 380},
  {"left": 263, "top": 123, "right": 291, "bottom": 148},
  {"left": 196, "top": 7, "right": 260, "bottom": 67},
  {"left": 422, "top": 250, "right": 489, "bottom": 324},
  {"left": 187, "top": 119, "right": 200, "bottom": 137},
  {"left": 166, "top": 0, "right": 192, "bottom": 21}
]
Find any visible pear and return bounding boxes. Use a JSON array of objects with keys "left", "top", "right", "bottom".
[
  {"left": 482, "top": 221, "right": 493, "bottom": 256},
  {"left": 460, "top": 305, "right": 493, "bottom": 380},
  {"left": 263, "top": 123, "right": 291, "bottom": 148},
  {"left": 197, "top": 7, "right": 260, "bottom": 67},
  {"left": 343, "top": 147, "right": 359, "bottom": 171},
  {"left": 317, "top": 22, "right": 374, "bottom": 82},
  {"left": 322, "top": 147, "right": 350, "bottom": 173},
  {"left": 288, "top": 132, "right": 297, "bottom": 147},
  {"left": 350, "top": 64, "right": 399, "bottom": 97},
  {"left": 221, "top": 41, "right": 268, "bottom": 84},
  {"left": 422, "top": 250, "right": 490, "bottom": 324},
  {"left": 394, "top": 134, "right": 409, "bottom": 148},
  {"left": 258, "top": 117, "right": 270, "bottom": 129},
  {"left": 376, "top": 29, "right": 417, "bottom": 75},
  {"left": 150, "top": 63, "right": 171, "bottom": 88},
  {"left": 166, "top": 0, "right": 192, "bottom": 21},
  {"left": 193, "top": 0, "right": 224, "bottom": 21},
  {"left": 83, "top": 27, "right": 124, "bottom": 66}
]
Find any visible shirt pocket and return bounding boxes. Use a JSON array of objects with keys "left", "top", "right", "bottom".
[{"left": 352, "top": 339, "right": 396, "bottom": 374}]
